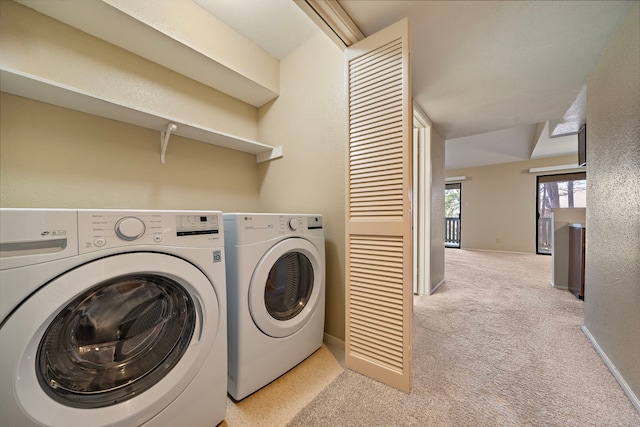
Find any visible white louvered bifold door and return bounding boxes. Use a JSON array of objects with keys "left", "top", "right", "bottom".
[{"left": 345, "top": 18, "right": 412, "bottom": 392}]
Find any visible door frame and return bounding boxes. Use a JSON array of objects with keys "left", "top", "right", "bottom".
[{"left": 413, "top": 104, "right": 431, "bottom": 296}]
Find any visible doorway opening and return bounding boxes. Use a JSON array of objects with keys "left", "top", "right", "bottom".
[
  {"left": 445, "top": 183, "right": 461, "bottom": 248},
  {"left": 536, "top": 172, "right": 587, "bottom": 254}
]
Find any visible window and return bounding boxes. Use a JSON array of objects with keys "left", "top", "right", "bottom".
[
  {"left": 536, "top": 172, "right": 586, "bottom": 254},
  {"left": 445, "top": 183, "right": 461, "bottom": 248}
]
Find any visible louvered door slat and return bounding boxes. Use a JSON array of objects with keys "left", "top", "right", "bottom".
[
  {"left": 350, "top": 49, "right": 402, "bottom": 85},
  {"left": 349, "top": 41, "right": 402, "bottom": 71},
  {"left": 350, "top": 90, "right": 403, "bottom": 119},
  {"left": 351, "top": 312, "right": 403, "bottom": 331},
  {"left": 350, "top": 269, "right": 403, "bottom": 282},
  {"left": 352, "top": 89, "right": 400, "bottom": 114},
  {"left": 351, "top": 292, "right": 404, "bottom": 310},
  {"left": 345, "top": 18, "right": 412, "bottom": 392},
  {"left": 350, "top": 129, "right": 402, "bottom": 145},
  {"left": 351, "top": 324, "right": 403, "bottom": 347},
  {"left": 351, "top": 138, "right": 402, "bottom": 156}
]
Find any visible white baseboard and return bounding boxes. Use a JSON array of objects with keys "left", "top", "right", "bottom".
[
  {"left": 323, "top": 333, "right": 345, "bottom": 350},
  {"left": 465, "top": 248, "right": 535, "bottom": 255},
  {"left": 550, "top": 281, "right": 568, "bottom": 290},
  {"left": 582, "top": 325, "right": 640, "bottom": 413},
  {"left": 430, "top": 278, "right": 445, "bottom": 294}
]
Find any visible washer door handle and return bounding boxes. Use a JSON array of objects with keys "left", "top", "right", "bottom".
[{"left": 192, "top": 294, "right": 205, "bottom": 343}]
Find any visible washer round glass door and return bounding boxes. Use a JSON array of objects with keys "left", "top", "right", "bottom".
[
  {"left": 0, "top": 252, "right": 220, "bottom": 427},
  {"left": 37, "top": 273, "right": 195, "bottom": 408},
  {"left": 249, "top": 238, "right": 324, "bottom": 338}
]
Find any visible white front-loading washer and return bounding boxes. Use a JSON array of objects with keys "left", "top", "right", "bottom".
[
  {"left": 0, "top": 209, "right": 227, "bottom": 427},
  {"left": 223, "top": 213, "right": 325, "bottom": 401}
]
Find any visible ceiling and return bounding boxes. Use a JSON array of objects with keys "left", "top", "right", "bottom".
[
  {"left": 194, "top": 0, "right": 319, "bottom": 60},
  {"left": 11, "top": 0, "right": 632, "bottom": 170},
  {"left": 195, "top": 0, "right": 632, "bottom": 170}
]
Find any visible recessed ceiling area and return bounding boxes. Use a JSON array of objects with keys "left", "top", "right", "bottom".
[
  {"left": 445, "top": 124, "right": 538, "bottom": 170},
  {"left": 193, "top": 0, "right": 319, "bottom": 59}
]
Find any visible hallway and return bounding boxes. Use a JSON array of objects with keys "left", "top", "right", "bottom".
[{"left": 287, "top": 249, "right": 639, "bottom": 426}]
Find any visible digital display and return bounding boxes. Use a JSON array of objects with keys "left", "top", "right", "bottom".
[
  {"left": 308, "top": 216, "right": 323, "bottom": 230},
  {"left": 176, "top": 215, "right": 219, "bottom": 236}
]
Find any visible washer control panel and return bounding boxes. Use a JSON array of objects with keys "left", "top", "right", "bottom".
[
  {"left": 176, "top": 214, "right": 219, "bottom": 236},
  {"left": 78, "top": 210, "right": 222, "bottom": 253}
]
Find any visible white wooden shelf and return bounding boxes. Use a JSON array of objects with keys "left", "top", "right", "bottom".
[{"left": 0, "top": 68, "right": 282, "bottom": 164}]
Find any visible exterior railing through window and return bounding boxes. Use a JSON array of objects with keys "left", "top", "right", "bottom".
[
  {"left": 445, "top": 217, "right": 460, "bottom": 248},
  {"left": 538, "top": 217, "right": 553, "bottom": 254}
]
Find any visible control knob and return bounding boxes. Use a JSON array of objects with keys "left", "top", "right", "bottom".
[
  {"left": 288, "top": 217, "right": 301, "bottom": 231},
  {"left": 115, "top": 216, "right": 146, "bottom": 241}
]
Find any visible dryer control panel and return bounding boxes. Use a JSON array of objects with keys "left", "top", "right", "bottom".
[
  {"left": 78, "top": 210, "right": 223, "bottom": 253},
  {"left": 281, "top": 216, "right": 323, "bottom": 233},
  {"left": 224, "top": 213, "right": 323, "bottom": 245}
]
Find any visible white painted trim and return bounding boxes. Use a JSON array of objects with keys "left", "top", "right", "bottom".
[
  {"left": 430, "top": 278, "right": 445, "bottom": 295},
  {"left": 413, "top": 102, "right": 432, "bottom": 127},
  {"left": 256, "top": 146, "right": 283, "bottom": 163},
  {"left": 528, "top": 164, "right": 585, "bottom": 173},
  {"left": 412, "top": 128, "right": 419, "bottom": 295},
  {"left": 460, "top": 248, "right": 534, "bottom": 256},
  {"left": 17, "top": 0, "right": 279, "bottom": 107},
  {"left": 551, "top": 281, "right": 568, "bottom": 290},
  {"left": 294, "top": 0, "right": 364, "bottom": 49},
  {"left": 445, "top": 176, "right": 467, "bottom": 182},
  {"left": 582, "top": 325, "right": 640, "bottom": 413},
  {"left": 1, "top": 67, "right": 280, "bottom": 162},
  {"left": 416, "top": 127, "right": 430, "bottom": 296},
  {"left": 323, "top": 333, "right": 345, "bottom": 351}
]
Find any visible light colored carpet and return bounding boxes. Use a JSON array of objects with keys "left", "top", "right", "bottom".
[
  {"left": 221, "top": 344, "right": 343, "bottom": 426},
  {"left": 286, "top": 249, "right": 640, "bottom": 426}
]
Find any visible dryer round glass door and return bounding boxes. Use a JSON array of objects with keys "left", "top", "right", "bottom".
[
  {"left": 0, "top": 252, "right": 220, "bottom": 427},
  {"left": 263, "top": 252, "right": 313, "bottom": 321},
  {"left": 249, "top": 238, "right": 324, "bottom": 338}
]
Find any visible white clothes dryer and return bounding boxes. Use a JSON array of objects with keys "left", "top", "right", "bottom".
[
  {"left": 223, "top": 213, "right": 325, "bottom": 400},
  {"left": 0, "top": 209, "right": 227, "bottom": 427}
]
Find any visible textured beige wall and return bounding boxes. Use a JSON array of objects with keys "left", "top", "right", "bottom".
[
  {"left": 584, "top": 2, "right": 640, "bottom": 405},
  {"left": 446, "top": 155, "right": 579, "bottom": 253},
  {"left": 257, "top": 33, "right": 347, "bottom": 340},
  {"left": 0, "top": 93, "right": 260, "bottom": 211},
  {"left": 430, "top": 128, "right": 446, "bottom": 288},
  {"left": 0, "top": 2, "right": 262, "bottom": 211},
  {"left": 0, "top": 1, "right": 258, "bottom": 140}
]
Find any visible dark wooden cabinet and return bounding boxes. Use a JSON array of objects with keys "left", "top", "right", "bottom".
[{"left": 568, "top": 224, "right": 586, "bottom": 299}]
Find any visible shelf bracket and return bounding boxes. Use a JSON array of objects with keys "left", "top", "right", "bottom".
[{"left": 160, "top": 122, "right": 178, "bottom": 164}]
